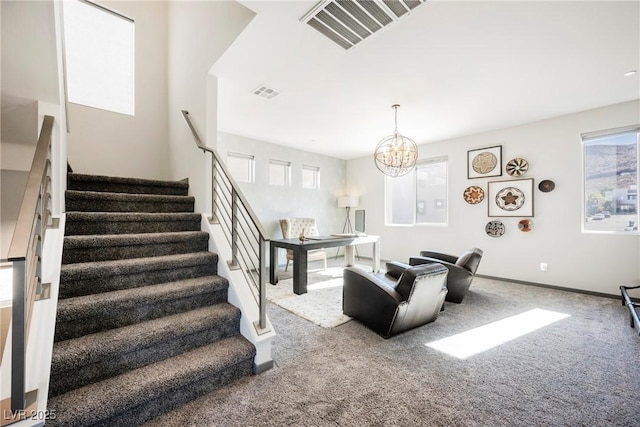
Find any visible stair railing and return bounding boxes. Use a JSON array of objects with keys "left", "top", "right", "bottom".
[
  {"left": 181, "top": 110, "right": 269, "bottom": 334},
  {"left": 6, "top": 115, "right": 55, "bottom": 412}
]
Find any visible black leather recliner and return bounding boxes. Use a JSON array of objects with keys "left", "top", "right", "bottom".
[
  {"left": 408, "top": 248, "right": 483, "bottom": 303},
  {"left": 343, "top": 263, "right": 448, "bottom": 338}
]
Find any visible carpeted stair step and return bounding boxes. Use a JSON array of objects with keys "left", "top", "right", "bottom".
[
  {"left": 59, "top": 252, "right": 218, "bottom": 299},
  {"left": 65, "top": 190, "right": 194, "bottom": 213},
  {"left": 54, "top": 275, "right": 229, "bottom": 342},
  {"left": 62, "top": 231, "right": 209, "bottom": 264},
  {"left": 49, "top": 304, "right": 243, "bottom": 398},
  {"left": 65, "top": 212, "right": 202, "bottom": 236},
  {"left": 47, "top": 335, "right": 255, "bottom": 427},
  {"left": 67, "top": 173, "right": 189, "bottom": 196}
]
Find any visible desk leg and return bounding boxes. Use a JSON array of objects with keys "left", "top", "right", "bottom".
[
  {"left": 270, "top": 244, "right": 278, "bottom": 284},
  {"left": 293, "top": 249, "right": 308, "bottom": 295},
  {"left": 344, "top": 245, "right": 356, "bottom": 267},
  {"left": 372, "top": 240, "right": 380, "bottom": 273}
]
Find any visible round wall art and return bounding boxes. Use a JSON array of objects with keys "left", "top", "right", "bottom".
[
  {"left": 538, "top": 180, "right": 555, "bottom": 192},
  {"left": 518, "top": 219, "right": 533, "bottom": 232},
  {"left": 472, "top": 152, "right": 498, "bottom": 174},
  {"left": 463, "top": 186, "right": 485, "bottom": 204},
  {"left": 495, "top": 187, "right": 525, "bottom": 211},
  {"left": 486, "top": 220, "right": 505, "bottom": 237},
  {"left": 505, "top": 158, "right": 529, "bottom": 177}
]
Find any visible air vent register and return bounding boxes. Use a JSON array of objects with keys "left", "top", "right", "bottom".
[{"left": 301, "top": 0, "right": 427, "bottom": 50}]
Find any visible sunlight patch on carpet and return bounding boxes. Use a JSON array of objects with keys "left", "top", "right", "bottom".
[{"left": 426, "top": 308, "right": 570, "bottom": 359}]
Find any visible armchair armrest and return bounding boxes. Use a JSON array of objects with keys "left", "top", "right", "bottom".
[
  {"left": 343, "top": 267, "right": 403, "bottom": 335},
  {"left": 409, "top": 256, "right": 455, "bottom": 268},
  {"left": 418, "top": 250, "right": 459, "bottom": 264},
  {"left": 385, "top": 261, "right": 411, "bottom": 280}
]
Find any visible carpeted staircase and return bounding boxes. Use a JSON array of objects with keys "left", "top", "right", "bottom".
[{"left": 47, "top": 173, "right": 256, "bottom": 426}]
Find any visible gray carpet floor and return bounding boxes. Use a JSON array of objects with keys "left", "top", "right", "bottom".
[{"left": 149, "top": 262, "right": 640, "bottom": 427}]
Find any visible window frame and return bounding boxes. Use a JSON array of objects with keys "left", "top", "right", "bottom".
[
  {"left": 63, "top": 0, "right": 135, "bottom": 116},
  {"left": 226, "top": 152, "right": 255, "bottom": 184},
  {"left": 581, "top": 125, "right": 640, "bottom": 235},
  {"left": 268, "top": 159, "right": 292, "bottom": 187},
  {"left": 302, "top": 165, "right": 321, "bottom": 189}
]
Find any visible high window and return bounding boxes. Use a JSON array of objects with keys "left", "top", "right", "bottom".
[
  {"left": 269, "top": 160, "right": 291, "bottom": 186},
  {"left": 385, "top": 157, "right": 448, "bottom": 225},
  {"left": 302, "top": 165, "right": 320, "bottom": 189},
  {"left": 583, "top": 126, "right": 639, "bottom": 233},
  {"left": 227, "top": 152, "right": 255, "bottom": 183},
  {"left": 63, "top": 0, "right": 135, "bottom": 115}
]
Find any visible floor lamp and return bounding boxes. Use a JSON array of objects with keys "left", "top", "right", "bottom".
[{"left": 336, "top": 196, "right": 359, "bottom": 259}]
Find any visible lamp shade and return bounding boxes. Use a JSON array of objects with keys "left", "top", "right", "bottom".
[{"left": 337, "top": 196, "right": 359, "bottom": 208}]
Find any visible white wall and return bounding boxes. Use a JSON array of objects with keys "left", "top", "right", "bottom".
[
  {"left": 217, "top": 132, "right": 347, "bottom": 241},
  {"left": 66, "top": 1, "right": 170, "bottom": 180},
  {"left": 167, "top": 0, "right": 255, "bottom": 212},
  {"left": 347, "top": 100, "right": 640, "bottom": 296},
  {"left": 1, "top": 1, "right": 59, "bottom": 105}
]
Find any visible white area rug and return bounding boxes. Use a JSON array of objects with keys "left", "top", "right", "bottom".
[{"left": 267, "top": 265, "right": 353, "bottom": 328}]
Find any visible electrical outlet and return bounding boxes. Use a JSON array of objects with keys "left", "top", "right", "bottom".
[{"left": 540, "top": 263, "right": 548, "bottom": 272}]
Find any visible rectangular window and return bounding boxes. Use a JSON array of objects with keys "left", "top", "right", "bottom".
[
  {"left": 269, "top": 160, "right": 291, "bottom": 186},
  {"left": 583, "top": 126, "right": 639, "bottom": 233},
  {"left": 63, "top": 0, "right": 135, "bottom": 116},
  {"left": 302, "top": 165, "right": 320, "bottom": 189},
  {"left": 227, "top": 152, "right": 255, "bottom": 183},
  {"left": 385, "top": 157, "right": 448, "bottom": 226}
]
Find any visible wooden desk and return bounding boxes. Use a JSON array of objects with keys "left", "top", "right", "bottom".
[{"left": 270, "top": 235, "right": 380, "bottom": 295}]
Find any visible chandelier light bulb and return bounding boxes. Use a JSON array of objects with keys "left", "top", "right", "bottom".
[{"left": 374, "top": 105, "right": 418, "bottom": 177}]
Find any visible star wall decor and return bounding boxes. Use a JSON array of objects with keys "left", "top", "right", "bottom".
[{"left": 488, "top": 179, "right": 534, "bottom": 217}]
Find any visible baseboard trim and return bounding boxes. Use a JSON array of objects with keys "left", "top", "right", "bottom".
[
  {"left": 253, "top": 359, "right": 274, "bottom": 374},
  {"left": 476, "top": 274, "right": 640, "bottom": 303}
]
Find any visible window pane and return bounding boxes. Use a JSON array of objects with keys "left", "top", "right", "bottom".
[
  {"left": 64, "top": 0, "right": 135, "bottom": 115},
  {"left": 227, "top": 152, "right": 254, "bottom": 183},
  {"left": 583, "top": 129, "right": 639, "bottom": 233},
  {"left": 385, "top": 157, "right": 448, "bottom": 226},
  {"left": 302, "top": 165, "right": 320, "bottom": 189},
  {"left": 269, "top": 160, "right": 291, "bottom": 186},
  {"left": 385, "top": 171, "right": 415, "bottom": 225},
  {"left": 416, "top": 160, "right": 447, "bottom": 224}
]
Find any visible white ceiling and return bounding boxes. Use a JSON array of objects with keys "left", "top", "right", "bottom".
[{"left": 212, "top": 0, "right": 640, "bottom": 160}]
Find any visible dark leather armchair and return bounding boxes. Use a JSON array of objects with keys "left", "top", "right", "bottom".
[
  {"left": 343, "top": 264, "right": 448, "bottom": 338},
  {"left": 409, "top": 248, "right": 483, "bottom": 303}
]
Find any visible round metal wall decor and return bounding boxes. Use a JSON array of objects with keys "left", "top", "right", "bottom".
[
  {"left": 495, "top": 187, "right": 525, "bottom": 211},
  {"left": 463, "top": 186, "right": 485, "bottom": 204},
  {"left": 472, "top": 152, "right": 498, "bottom": 174},
  {"left": 486, "top": 220, "right": 505, "bottom": 237},
  {"left": 518, "top": 219, "right": 533, "bottom": 232},
  {"left": 538, "top": 179, "right": 555, "bottom": 192},
  {"left": 505, "top": 158, "right": 529, "bottom": 177}
]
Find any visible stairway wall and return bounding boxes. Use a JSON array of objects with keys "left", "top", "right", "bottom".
[
  {"left": 66, "top": 1, "right": 170, "bottom": 181},
  {"left": 167, "top": 1, "right": 255, "bottom": 214}
]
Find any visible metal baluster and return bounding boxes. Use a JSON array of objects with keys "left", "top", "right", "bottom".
[
  {"left": 229, "top": 189, "right": 239, "bottom": 269},
  {"left": 210, "top": 157, "right": 218, "bottom": 224},
  {"left": 258, "top": 236, "right": 267, "bottom": 330},
  {"left": 11, "top": 259, "right": 26, "bottom": 412}
]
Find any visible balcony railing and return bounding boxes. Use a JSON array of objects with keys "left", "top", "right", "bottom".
[
  {"left": 181, "top": 110, "right": 269, "bottom": 333},
  {"left": 6, "top": 115, "right": 55, "bottom": 413}
]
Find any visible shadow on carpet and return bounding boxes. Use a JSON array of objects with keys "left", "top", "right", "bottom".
[{"left": 267, "top": 264, "right": 357, "bottom": 328}]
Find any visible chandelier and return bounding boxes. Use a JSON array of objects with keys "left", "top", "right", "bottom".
[{"left": 373, "top": 104, "right": 418, "bottom": 177}]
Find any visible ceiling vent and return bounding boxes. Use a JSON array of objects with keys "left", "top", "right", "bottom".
[
  {"left": 301, "top": 0, "right": 427, "bottom": 50},
  {"left": 252, "top": 85, "right": 280, "bottom": 99}
]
